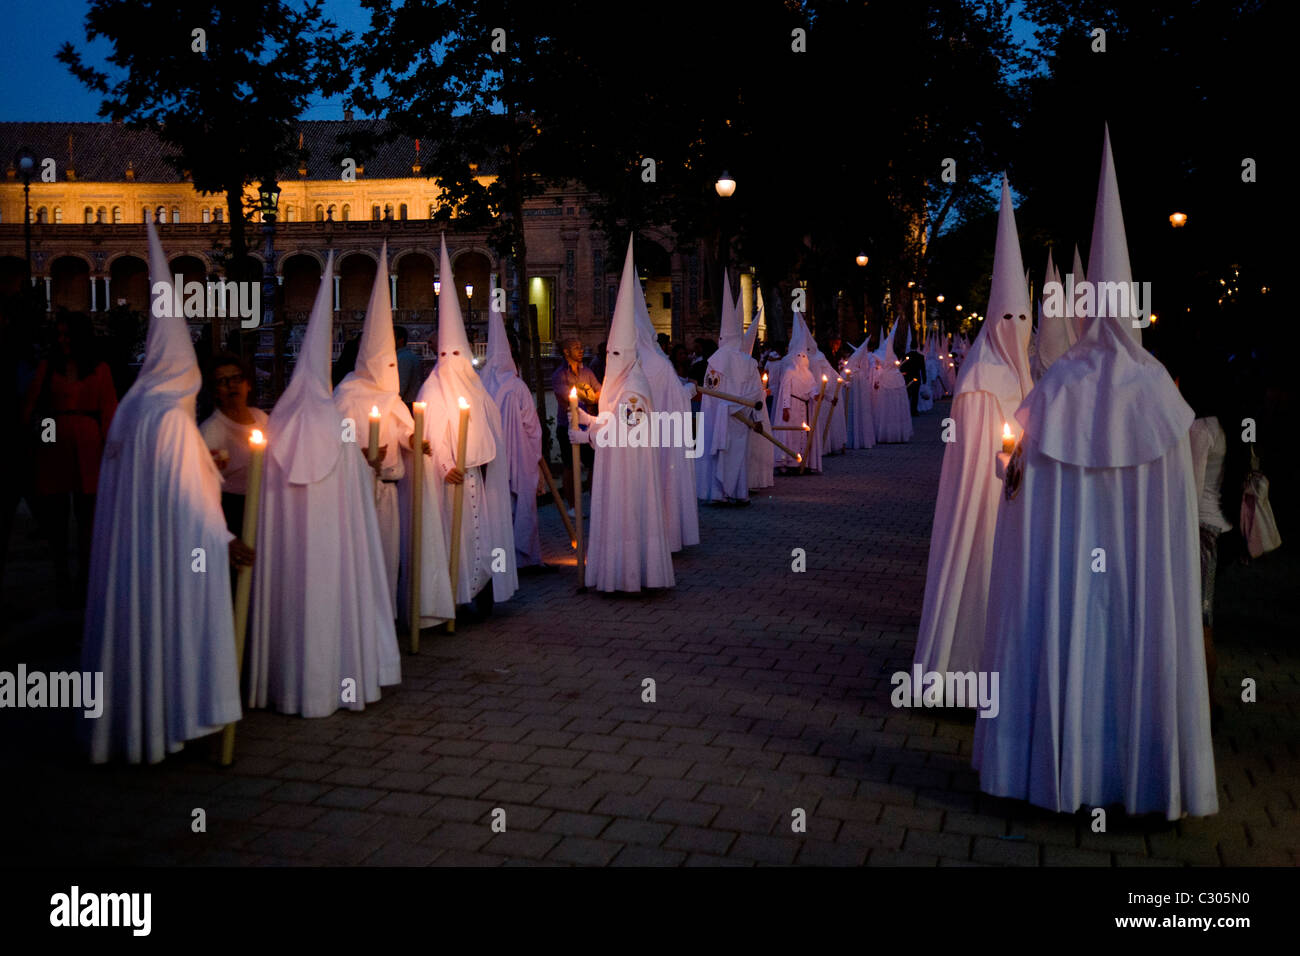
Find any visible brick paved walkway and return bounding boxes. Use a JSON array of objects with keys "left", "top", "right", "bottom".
[{"left": 2, "top": 398, "right": 1297, "bottom": 866}]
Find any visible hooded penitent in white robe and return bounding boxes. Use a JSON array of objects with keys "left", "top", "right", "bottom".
[
  {"left": 416, "top": 236, "right": 518, "bottom": 606},
  {"left": 248, "top": 253, "right": 401, "bottom": 718},
  {"left": 631, "top": 272, "right": 699, "bottom": 549},
  {"left": 773, "top": 349, "right": 821, "bottom": 472},
  {"left": 572, "top": 238, "right": 675, "bottom": 591},
  {"left": 81, "top": 217, "right": 241, "bottom": 764},
  {"left": 696, "top": 274, "right": 760, "bottom": 502},
  {"left": 478, "top": 297, "right": 542, "bottom": 567},
  {"left": 805, "top": 329, "right": 846, "bottom": 454},
  {"left": 844, "top": 340, "right": 876, "bottom": 449},
  {"left": 335, "top": 243, "right": 422, "bottom": 616},
  {"left": 744, "top": 306, "right": 774, "bottom": 490},
  {"left": 914, "top": 174, "right": 1035, "bottom": 687},
  {"left": 937, "top": 334, "right": 957, "bottom": 396},
  {"left": 973, "top": 127, "right": 1217, "bottom": 820},
  {"left": 870, "top": 324, "right": 913, "bottom": 443},
  {"left": 923, "top": 327, "right": 945, "bottom": 400}
]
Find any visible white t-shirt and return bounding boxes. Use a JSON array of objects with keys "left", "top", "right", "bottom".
[
  {"left": 1189, "top": 416, "right": 1232, "bottom": 533},
  {"left": 200, "top": 406, "right": 270, "bottom": 495}
]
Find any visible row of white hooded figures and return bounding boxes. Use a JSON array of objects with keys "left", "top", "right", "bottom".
[{"left": 78, "top": 204, "right": 949, "bottom": 765}]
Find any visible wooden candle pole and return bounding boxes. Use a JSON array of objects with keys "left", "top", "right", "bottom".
[
  {"left": 821, "top": 377, "right": 843, "bottom": 446},
  {"left": 695, "top": 386, "right": 763, "bottom": 409},
  {"left": 220, "top": 428, "right": 266, "bottom": 767},
  {"left": 800, "top": 376, "right": 828, "bottom": 474},
  {"left": 446, "top": 397, "right": 470, "bottom": 634},
  {"left": 408, "top": 402, "right": 425, "bottom": 653},
  {"left": 538, "top": 456, "right": 578, "bottom": 546},
  {"left": 731, "top": 409, "right": 801, "bottom": 461},
  {"left": 569, "top": 387, "right": 585, "bottom": 590}
]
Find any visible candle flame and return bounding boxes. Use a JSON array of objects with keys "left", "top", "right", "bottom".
[
  {"left": 1003, "top": 422, "right": 1012, "bottom": 441},
  {"left": 250, "top": 429, "right": 265, "bottom": 446},
  {"left": 458, "top": 396, "right": 471, "bottom": 411},
  {"left": 822, "top": 374, "right": 828, "bottom": 382},
  {"left": 569, "top": 387, "right": 578, "bottom": 400},
  {"left": 802, "top": 422, "right": 810, "bottom": 430},
  {"left": 837, "top": 377, "right": 844, "bottom": 384},
  {"left": 413, "top": 401, "right": 426, "bottom": 412},
  {"left": 369, "top": 405, "right": 380, "bottom": 419}
]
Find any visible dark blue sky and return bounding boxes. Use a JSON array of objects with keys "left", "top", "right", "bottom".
[{"left": 1, "top": 0, "right": 1040, "bottom": 121}]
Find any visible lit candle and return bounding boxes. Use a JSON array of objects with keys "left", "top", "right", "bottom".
[
  {"left": 1002, "top": 422, "right": 1015, "bottom": 455},
  {"left": 221, "top": 427, "right": 266, "bottom": 766},
  {"left": 409, "top": 402, "right": 425, "bottom": 651},
  {"left": 367, "top": 405, "right": 381, "bottom": 464},
  {"left": 568, "top": 385, "right": 579, "bottom": 425}
]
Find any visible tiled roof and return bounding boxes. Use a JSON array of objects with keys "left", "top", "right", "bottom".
[{"left": 0, "top": 120, "right": 482, "bottom": 183}]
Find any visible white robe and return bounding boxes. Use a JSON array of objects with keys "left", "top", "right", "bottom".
[
  {"left": 774, "top": 364, "right": 822, "bottom": 471},
  {"left": 248, "top": 441, "right": 401, "bottom": 717},
  {"left": 82, "top": 399, "right": 241, "bottom": 764},
  {"left": 696, "top": 347, "right": 760, "bottom": 502},
  {"left": 636, "top": 339, "right": 700, "bottom": 551},
  {"left": 811, "top": 353, "right": 847, "bottom": 453},
  {"left": 844, "top": 365, "right": 875, "bottom": 450},
  {"left": 913, "top": 390, "right": 1004, "bottom": 678},
  {"left": 580, "top": 378, "right": 675, "bottom": 592},
  {"left": 972, "top": 433, "right": 1218, "bottom": 819},
  {"left": 333, "top": 391, "right": 410, "bottom": 617},
  {"left": 485, "top": 374, "right": 543, "bottom": 567},
  {"left": 416, "top": 380, "right": 519, "bottom": 605},
  {"left": 395, "top": 444, "right": 455, "bottom": 628},
  {"left": 871, "top": 359, "right": 913, "bottom": 443}
]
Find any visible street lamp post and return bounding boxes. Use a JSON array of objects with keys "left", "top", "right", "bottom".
[
  {"left": 16, "top": 148, "right": 36, "bottom": 314},
  {"left": 714, "top": 171, "right": 736, "bottom": 324},
  {"left": 259, "top": 178, "right": 281, "bottom": 396}
]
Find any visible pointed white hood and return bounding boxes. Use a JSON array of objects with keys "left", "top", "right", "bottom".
[
  {"left": 423, "top": 234, "right": 497, "bottom": 468},
  {"left": 1072, "top": 243, "right": 1087, "bottom": 286},
  {"left": 1018, "top": 127, "right": 1192, "bottom": 467},
  {"left": 954, "top": 173, "right": 1035, "bottom": 431},
  {"left": 1086, "top": 124, "right": 1142, "bottom": 344},
  {"left": 718, "top": 271, "right": 743, "bottom": 351},
  {"left": 600, "top": 236, "right": 648, "bottom": 414},
  {"left": 269, "top": 251, "right": 343, "bottom": 484},
  {"left": 1036, "top": 245, "right": 1075, "bottom": 371},
  {"left": 743, "top": 302, "right": 762, "bottom": 355},
  {"left": 137, "top": 215, "right": 203, "bottom": 403},
  {"left": 478, "top": 288, "right": 516, "bottom": 396},
  {"left": 335, "top": 242, "right": 414, "bottom": 460}
]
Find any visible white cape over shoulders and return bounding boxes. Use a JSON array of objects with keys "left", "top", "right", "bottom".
[
  {"left": 972, "top": 434, "right": 1218, "bottom": 819},
  {"left": 82, "top": 404, "right": 242, "bottom": 764}
]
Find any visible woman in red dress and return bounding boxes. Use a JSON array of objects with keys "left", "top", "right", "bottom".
[{"left": 22, "top": 313, "right": 118, "bottom": 603}]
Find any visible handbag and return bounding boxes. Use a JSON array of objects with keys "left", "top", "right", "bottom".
[{"left": 1240, "top": 448, "right": 1282, "bottom": 559}]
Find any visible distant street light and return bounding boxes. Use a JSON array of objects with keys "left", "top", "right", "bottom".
[
  {"left": 1169, "top": 211, "right": 1188, "bottom": 228},
  {"left": 955, "top": 304, "right": 963, "bottom": 312},
  {"left": 16, "top": 147, "right": 35, "bottom": 299},
  {"left": 855, "top": 253, "right": 869, "bottom": 267},
  {"left": 714, "top": 171, "right": 736, "bottom": 198},
  {"left": 936, "top": 294, "right": 945, "bottom": 303},
  {"left": 433, "top": 278, "right": 441, "bottom": 296}
]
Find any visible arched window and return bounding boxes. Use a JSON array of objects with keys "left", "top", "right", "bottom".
[
  {"left": 156, "top": 205, "right": 166, "bottom": 222},
  {"left": 84, "top": 206, "right": 95, "bottom": 224},
  {"left": 214, "top": 207, "right": 223, "bottom": 223},
  {"left": 341, "top": 204, "right": 350, "bottom": 221},
  {"left": 399, "top": 203, "right": 408, "bottom": 221},
  {"left": 171, "top": 207, "right": 180, "bottom": 223},
  {"left": 370, "top": 204, "right": 380, "bottom": 221},
  {"left": 326, "top": 204, "right": 335, "bottom": 220},
  {"left": 202, "top": 208, "right": 211, "bottom": 223},
  {"left": 315, "top": 204, "right": 324, "bottom": 221},
  {"left": 142, "top": 208, "right": 150, "bottom": 223},
  {"left": 112, "top": 206, "right": 122, "bottom": 224},
  {"left": 97, "top": 206, "right": 107, "bottom": 223},
  {"left": 283, "top": 206, "right": 292, "bottom": 223},
  {"left": 53, "top": 207, "right": 63, "bottom": 224},
  {"left": 383, "top": 203, "right": 393, "bottom": 220}
]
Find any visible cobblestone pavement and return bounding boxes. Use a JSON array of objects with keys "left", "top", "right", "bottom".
[{"left": 2, "top": 398, "right": 1297, "bottom": 866}]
